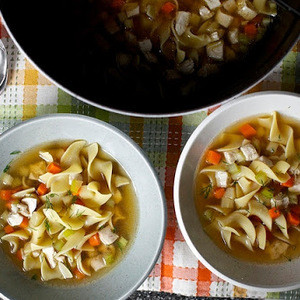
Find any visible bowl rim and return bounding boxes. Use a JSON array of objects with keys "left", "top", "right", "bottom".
[
  {"left": 174, "top": 90, "right": 300, "bottom": 292},
  {"left": 0, "top": 113, "right": 167, "bottom": 300}
]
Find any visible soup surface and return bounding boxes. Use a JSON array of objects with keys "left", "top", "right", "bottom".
[
  {"left": 0, "top": 140, "right": 137, "bottom": 283},
  {"left": 195, "top": 112, "right": 300, "bottom": 263},
  {"left": 89, "top": 0, "right": 277, "bottom": 78}
]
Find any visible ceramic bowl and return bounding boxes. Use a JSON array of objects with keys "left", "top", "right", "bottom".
[
  {"left": 0, "top": 114, "right": 166, "bottom": 300},
  {"left": 174, "top": 91, "right": 300, "bottom": 292}
]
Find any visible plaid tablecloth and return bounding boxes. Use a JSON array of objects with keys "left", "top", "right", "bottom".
[{"left": 0, "top": 18, "right": 300, "bottom": 300}]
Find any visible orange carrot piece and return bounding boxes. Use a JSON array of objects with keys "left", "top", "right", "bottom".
[
  {"left": 206, "top": 150, "right": 221, "bottom": 165},
  {"left": 4, "top": 225, "right": 14, "bottom": 234},
  {"left": 19, "top": 217, "right": 29, "bottom": 229},
  {"left": 89, "top": 233, "right": 101, "bottom": 247},
  {"left": 269, "top": 207, "right": 281, "bottom": 219},
  {"left": 244, "top": 23, "right": 257, "bottom": 36},
  {"left": 161, "top": 2, "right": 176, "bottom": 14},
  {"left": 281, "top": 176, "right": 294, "bottom": 188},
  {"left": 47, "top": 162, "right": 62, "bottom": 174},
  {"left": 213, "top": 187, "right": 226, "bottom": 199},
  {"left": 5, "top": 201, "right": 13, "bottom": 210},
  {"left": 0, "top": 189, "right": 14, "bottom": 201},
  {"left": 37, "top": 183, "right": 48, "bottom": 196},
  {"left": 16, "top": 249, "right": 23, "bottom": 261},
  {"left": 74, "top": 268, "right": 85, "bottom": 280},
  {"left": 287, "top": 212, "right": 300, "bottom": 226},
  {"left": 239, "top": 123, "right": 257, "bottom": 138}
]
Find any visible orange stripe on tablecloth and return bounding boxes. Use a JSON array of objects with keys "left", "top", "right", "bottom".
[
  {"left": 160, "top": 116, "right": 183, "bottom": 293},
  {"left": 172, "top": 266, "right": 198, "bottom": 281},
  {"left": 197, "top": 261, "right": 212, "bottom": 296}
]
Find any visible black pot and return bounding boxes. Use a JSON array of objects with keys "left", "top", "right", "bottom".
[{"left": 0, "top": 0, "right": 299, "bottom": 116}]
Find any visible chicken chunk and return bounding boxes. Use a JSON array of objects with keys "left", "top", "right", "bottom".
[
  {"left": 289, "top": 176, "right": 300, "bottom": 193},
  {"left": 223, "top": 150, "right": 238, "bottom": 164},
  {"left": 257, "top": 156, "right": 273, "bottom": 167},
  {"left": 90, "top": 255, "right": 106, "bottom": 272},
  {"left": 215, "top": 171, "right": 230, "bottom": 188},
  {"left": 175, "top": 11, "right": 191, "bottom": 36},
  {"left": 204, "top": 0, "right": 221, "bottom": 10},
  {"left": 267, "top": 239, "right": 289, "bottom": 260},
  {"left": 99, "top": 226, "right": 119, "bottom": 245},
  {"left": 270, "top": 193, "right": 289, "bottom": 209},
  {"left": 7, "top": 213, "right": 23, "bottom": 227},
  {"left": 240, "top": 143, "right": 259, "bottom": 161}
]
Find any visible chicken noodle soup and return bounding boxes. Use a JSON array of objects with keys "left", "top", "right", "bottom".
[
  {"left": 93, "top": 0, "right": 277, "bottom": 77},
  {"left": 0, "top": 140, "right": 137, "bottom": 282},
  {"left": 195, "top": 112, "right": 300, "bottom": 263}
]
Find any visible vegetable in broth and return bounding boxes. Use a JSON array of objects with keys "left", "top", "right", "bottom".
[
  {"left": 0, "top": 140, "right": 137, "bottom": 283},
  {"left": 195, "top": 112, "right": 300, "bottom": 263}
]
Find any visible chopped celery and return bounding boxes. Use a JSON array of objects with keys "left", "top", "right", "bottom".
[
  {"left": 260, "top": 187, "right": 274, "bottom": 199},
  {"left": 238, "top": 33, "right": 251, "bottom": 45},
  {"left": 104, "top": 253, "right": 115, "bottom": 265},
  {"left": 255, "top": 171, "right": 268, "bottom": 186},
  {"left": 63, "top": 229, "right": 75, "bottom": 238},
  {"left": 53, "top": 239, "right": 65, "bottom": 251},
  {"left": 70, "top": 179, "right": 83, "bottom": 196},
  {"left": 227, "top": 163, "right": 240, "bottom": 175},
  {"left": 117, "top": 236, "right": 128, "bottom": 251},
  {"left": 203, "top": 209, "right": 214, "bottom": 221}
]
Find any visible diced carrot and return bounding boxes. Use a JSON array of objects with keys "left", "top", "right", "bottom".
[
  {"left": 37, "top": 183, "right": 48, "bottom": 196},
  {"left": 16, "top": 249, "right": 23, "bottom": 261},
  {"left": 0, "top": 187, "right": 22, "bottom": 201},
  {"left": 73, "top": 268, "right": 85, "bottom": 280},
  {"left": 111, "top": 0, "right": 125, "bottom": 9},
  {"left": 4, "top": 225, "right": 14, "bottom": 234},
  {"left": 47, "top": 162, "right": 62, "bottom": 174},
  {"left": 281, "top": 176, "right": 294, "bottom": 188},
  {"left": 206, "top": 150, "right": 221, "bottom": 165},
  {"left": 244, "top": 23, "right": 258, "bottom": 36},
  {"left": 5, "top": 201, "right": 13, "bottom": 210},
  {"left": 19, "top": 217, "right": 29, "bottom": 229},
  {"left": 239, "top": 123, "right": 257, "bottom": 138},
  {"left": 291, "top": 205, "right": 300, "bottom": 216},
  {"left": 161, "top": 1, "right": 176, "bottom": 14},
  {"left": 88, "top": 233, "right": 101, "bottom": 247},
  {"left": 75, "top": 198, "right": 85, "bottom": 206},
  {"left": 287, "top": 212, "right": 300, "bottom": 226},
  {"left": 0, "top": 189, "right": 15, "bottom": 201},
  {"left": 213, "top": 187, "right": 226, "bottom": 199},
  {"left": 268, "top": 207, "right": 281, "bottom": 219}
]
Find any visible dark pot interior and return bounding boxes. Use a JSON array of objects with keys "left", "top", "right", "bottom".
[{"left": 0, "top": 0, "right": 299, "bottom": 116}]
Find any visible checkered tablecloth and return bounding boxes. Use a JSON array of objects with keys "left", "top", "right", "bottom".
[{"left": 0, "top": 17, "right": 299, "bottom": 299}]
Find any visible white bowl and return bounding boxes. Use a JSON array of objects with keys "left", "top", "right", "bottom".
[
  {"left": 0, "top": 114, "right": 166, "bottom": 300},
  {"left": 174, "top": 91, "right": 300, "bottom": 292}
]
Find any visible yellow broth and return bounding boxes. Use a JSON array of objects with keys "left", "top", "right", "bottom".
[
  {"left": 195, "top": 113, "right": 300, "bottom": 263},
  {"left": 0, "top": 140, "right": 137, "bottom": 285}
]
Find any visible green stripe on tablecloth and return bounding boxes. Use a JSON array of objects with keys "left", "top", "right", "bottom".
[
  {"left": 281, "top": 51, "right": 297, "bottom": 92},
  {"left": 57, "top": 88, "right": 72, "bottom": 113},
  {"left": 266, "top": 292, "right": 280, "bottom": 299}
]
